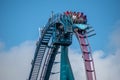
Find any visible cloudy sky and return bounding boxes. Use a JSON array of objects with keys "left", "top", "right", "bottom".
[{"left": 0, "top": 0, "right": 120, "bottom": 80}]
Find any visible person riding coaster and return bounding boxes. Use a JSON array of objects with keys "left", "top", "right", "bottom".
[{"left": 64, "top": 11, "right": 87, "bottom": 24}]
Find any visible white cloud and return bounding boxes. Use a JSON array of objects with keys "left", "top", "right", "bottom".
[
  {"left": 93, "top": 50, "right": 120, "bottom": 80},
  {"left": 0, "top": 41, "right": 35, "bottom": 80},
  {"left": 68, "top": 49, "right": 86, "bottom": 80},
  {"left": 0, "top": 41, "right": 120, "bottom": 80},
  {"left": 0, "top": 20, "right": 120, "bottom": 80},
  {"left": 68, "top": 49, "right": 120, "bottom": 80}
]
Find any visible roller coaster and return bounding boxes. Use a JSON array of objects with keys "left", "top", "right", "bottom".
[{"left": 28, "top": 11, "right": 97, "bottom": 80}]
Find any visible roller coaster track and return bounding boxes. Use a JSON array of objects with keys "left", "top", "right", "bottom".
[
  {"left": 75, "top": 32, "right": 96, "bottom": 80},
  {"left": 28, "top": 12, "right": 96, "bottom": 80}
]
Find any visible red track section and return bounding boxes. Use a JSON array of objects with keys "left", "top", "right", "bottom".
[{"left": 75, "top": 32, "right": 96, "bottom": 80}]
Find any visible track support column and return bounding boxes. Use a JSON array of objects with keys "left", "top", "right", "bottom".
[{"left": 60, "top": 46, "right": 74, "bottom": 80}]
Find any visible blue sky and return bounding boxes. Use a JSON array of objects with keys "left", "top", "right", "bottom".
[
  {"left": 0, "top": 0, "right": 120, "bottom": 52},
  {"left": 0, "top": 0, "right": 120, "bottom": 80}
]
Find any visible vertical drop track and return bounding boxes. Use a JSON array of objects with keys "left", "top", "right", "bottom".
[{"left": 75, "top": 32, "right": 96, "bottom": 80}]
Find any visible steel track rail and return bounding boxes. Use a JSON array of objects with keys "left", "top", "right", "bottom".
[
  {"left": 75, "top": 32, "right": 96, "bottom": 80},
  {"left": 28, "top": 13, "right": 64, "bottom": 80}
]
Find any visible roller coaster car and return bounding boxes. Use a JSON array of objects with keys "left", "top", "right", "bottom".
[
  {"left": 64, "top": 11, "right": 87, "bottom": 24},
  {"left": 73, "top": 24, "right": 88, "bottom": 34},
  {"left": 73, "top": 24, "right": 88, "bottom": 30}
]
